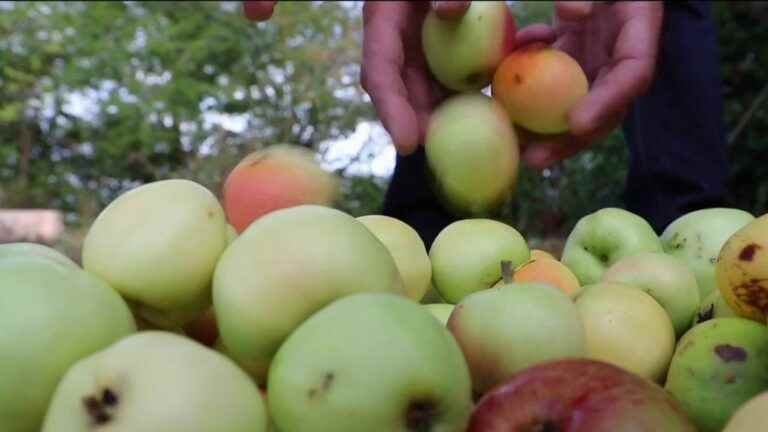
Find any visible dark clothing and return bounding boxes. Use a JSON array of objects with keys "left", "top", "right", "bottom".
[{"left": 382, "top": 1, "right": 729, "bottom": 248}]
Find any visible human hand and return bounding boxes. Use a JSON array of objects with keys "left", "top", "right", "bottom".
[
  {"left": 360, "top": 1, "right": 471, "bottom": 156},
  {"left": 243, "top": 1, "right": 278, "bottom": 22},
  {"left": 513, "top": 1, "right": 664, "bottom": 169}
]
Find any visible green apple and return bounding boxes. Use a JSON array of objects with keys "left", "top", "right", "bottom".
[
  {"left": 447, "top": 282, "right": 586, "bottom": 394},
  {"left": 82, "top": 179, "right": 229, "bottom": 329},
  {"left": 561, "top": 207, "right": 663, "bottom": 285},
  {"left": 357, "top": 215, "right": 432, "bottom": 301},
  {"left": 723, "top": 391, "right": 768, "bottom": 432},
  {"left": 226, "top": 223, "right": 238, "bottom": 244},
  {"left": 665, "top": 318, "right": 768, "bottom": 432},
  {"left": 692, "top": 289, "right": 738, "bottom": 326},
  {"left": 0, "top": 257, "right": 136, "bottom": 432},
  {"left": 429, "top": 218, "right": 530, "bottom": 303},
  {"left": 0, "top": 242, "right": 77, "bottom": 268},
  {"left": 213, "top": 205, "right": 404, "bottom": 384},
  {"left": 268, "top": 292, "right": 472, "bottom": 432},
  {"left": 575, "top": 283, "right": 676, "bottom": 383},
  {"left": 422, "top": 1, "right": 516, "bottom": 91},
  {"left": 601, "top": 252, "right": 700, "bottom": 337},
  {"left": 425, "top": 93, "right": 519, "bottom": 217},
  {"left": 424, "top": 303, "right": 455, "bottom": 325},
  {"left": 661, "top": 208, "right": 754, "bottom": 299},
  {"left": 41, "top": 331, "right": 268, "bottom": 432}
]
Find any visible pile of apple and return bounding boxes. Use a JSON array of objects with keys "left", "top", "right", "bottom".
[{"left": 4, "top": 3, "right": 768, "bottom": 432}]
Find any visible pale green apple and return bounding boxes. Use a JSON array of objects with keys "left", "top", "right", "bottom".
[
  {"left": 723, "top": 391, "right": 768, "bottom": 432},
  {"left": 561, "top": 207, "right": 663, "bottom": 285},
  {"left": 447, "top": 282, "right": 586, "bottom": 394},
  {"left": 601, "top": 252, "right": 700, "bottom": 337},
  {"left": 660, "top": 208, "right": 754, "bottom": 299},
  {"left": 268, "top": 292, "right": 472, "bottom": 432},
  {"left": 358, "top": 215, "right": 432, "bottom": 301},
  {"left": 41, "top": 331, "right": 267, "bottom": 432},
  {"left": 425, "top": 94, "right": 519, "bottom": 217},
  {"left": 422, "top": 1, "right": 515, "bottom": 91},
  {"left": 429, "top": 218, "right": 530, "bottom": 303},
  {"left": 0, "top": 257, "right": 136, "bottom": 432},
  {"left": 692, "top": 289, "right": 738, "bottom": 327},
  {"left": 0, "top": 242, "right": 78, "bottom": 268},
  {"left": 213, "top": 205, "right": 404, "bottom": 384},
  {"left": 425, "top": 303, "right": 455, "bottom": 325},
  {"left": 82, "top": 179, "right": 229, "bottom": 329},
  {"left": 575, "top": 283, "right": 675, "bottom": 383}
]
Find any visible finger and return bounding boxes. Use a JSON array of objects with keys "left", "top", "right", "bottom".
[
  {"left": 568, "top": 4, "right": 662, "bottom": 136},
  {"left": 362, "top": 2, "right": 421, "bottom": 155},
  {"left": 403, "top": 64, "right": 444, "bottom": 146},
  {"left": 514, "top": 24, "right": 557, "bottom": 48},
  {"left": 554, "top": 1, "right": 593, "bottom": 22},
  {"left": 430, "top": 1, "right": 471, "bottom": 19},
  {"left": 243, "top": 1, "right": 277, "bottom": 21}
]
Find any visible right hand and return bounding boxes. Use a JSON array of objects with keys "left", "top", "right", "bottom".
[{"left": 360, "top": 1, "right": 471, "bottom": 156}]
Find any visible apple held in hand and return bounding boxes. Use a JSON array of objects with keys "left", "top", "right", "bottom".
[
  {"left": 561, "top": 207, "right": 663, "bottom": 285},
  {"left": 213, "top": 205, "right": 404, "bottom": 384},
  {"left": 425, "top": 94, "right": 520, "bottom": 217},
  {"left": 430, "top": 218, "right": 529, "bottom": 303},
  {"left": 268, "top": 293, "right": 473, "bottom": 432},
  {"left": 0, "top": 257, "right": 136, "bottom": 432},
  {"left": 575, "top": 283, "right": 675, "bottom": 382},
  {"left": 661, "top": 207, "right": 754, "bottom": 299},
  {"left": 492, "top": 43, "right": 588, "bottom": 134},
  {"left": 422, "top": 1, "right": 516, "bottom": 91},
  {"left": 82, "top": 179, "right": 229, "bottom": 329},
  {"left": 468, "top": 358, "right": 697, "bottom": 432},
  {"left": 41, "top": 332, "right": 268, "bottom": 432},
  {"left": 223, "top": 144, "right": 339, "bottom": 233},
  {"left": 358, "top": 215, "right": 432, "bottom": 301},
  {"left": 601, "top": 252, "right": 700, "bottom": 338},
  {"left": 447, "top": 282, "right": 586, "bottom": 394}
]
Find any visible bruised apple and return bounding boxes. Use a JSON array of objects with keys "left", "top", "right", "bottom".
[
  {"left": 425, "top": 94, "right": 519, "bottom": 217},
  {"left": 468, "top": 358, "right": 697, "bottom": 432},
  {"left": 223, "top": 144, "right": 339, "bottom": 233},
  {"left": 492, "top": 43, "right": 588, "bottom": 134}
]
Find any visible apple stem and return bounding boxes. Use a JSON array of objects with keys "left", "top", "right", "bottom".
[{"left": 501, "top": 260, "right": 513, "bottom": 284}]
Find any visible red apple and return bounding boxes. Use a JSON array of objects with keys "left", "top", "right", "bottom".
[
  {"left": 223, "top": 144, "right": 340, "bottom": 233},
  {"left": 468, "top": 358, "right": 696, "bottom": 432}
]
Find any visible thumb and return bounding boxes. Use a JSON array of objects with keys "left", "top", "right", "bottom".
[
  {"left": 243, "top": 1, "right": 278, "bottom": 22},
  {"left": 430, "top": 1, "right": 471, "bottom": 19}
]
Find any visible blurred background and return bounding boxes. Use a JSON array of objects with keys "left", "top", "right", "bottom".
[{"left": 1, "top": 1, "right": 767, "bottom": 261}]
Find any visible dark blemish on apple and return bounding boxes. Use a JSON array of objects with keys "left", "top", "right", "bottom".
[
  {"left": 696, "top": 304, "right": 715, "bottom": 323},
  {"left": 82, "top": 394, "right": 111, "bottom": 425},
  {"left": 514, "top": 73, "right": 523, "bottom": 85},
  {"left": 102, "top": 388, "right": 118, "bottom": 406},
  {"left": 739, "top": 243, "right": 761, "bottom": 261},
  {"left": 208, "top": 209, "right": 215, "bottom": 219},
  {"left": 715, "top": 344, "right": 747, "bottom": 362},
  {"left": 725, "top": 371, "right": 736, "bottom": 384},
  {"left": 307, "top": 372, "right": 335, "bottom": 399},
  {"left": 710, "top": 256, "right": 718, "bottom": 264},
  {"left": 406, "top": 398, "right": 437, "bottom": 431}
]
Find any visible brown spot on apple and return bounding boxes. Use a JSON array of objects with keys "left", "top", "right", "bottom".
[
  {"left": 715, "top": 344, "right": 747, "bottom": 362},
  {"left": 739, "top": 243, "right": 761, "bottom": 261},
  {"left": 406, "top": 398, "right": 437, "bottom": 431},
  {"left": 514, "top": 73, "right": 523, "bottom": 85}
]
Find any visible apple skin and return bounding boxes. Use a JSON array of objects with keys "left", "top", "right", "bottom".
[
  {"left": 429, "top": 218, "right": 530, "bottom": 303},
  {"left": 267, "top": 292, "right": 473, "bottom": 432},
  {"left": 661, "top": 208, "right": 754, "bottom": 299},
  {"left": 425, "top": 94, "right": 520, "bottom": 217},
  {"left": 715, "top": 213, "right": 768, "bottom": 323},
  {"left": 82, "top": 179, "right": 229, "bottom": 329},
  {"left": 0, "top": 242, "right": 78, "bottom": 268},
  {"left": 468, "top": 358, "right": 697, "bottom": 432},
  {"left": 574, "top": 283, "right": 675, "bottom": 383},
  {"left": 0, "top": 257, "right": 136, "bottom": 432},
  {"left": 561, "top": 207, "right": 663, "bottom": 285},
  {"left": 692, "top": 289, "right": 738, "bottom": 326},
  {"left": 212, "top": 205, "right": 405, "bottom": 384},
  {"left": 665, "top": 317, "right": 768, "bottom": 432},
  {"left": 41, "top": 331, "right": 268, "bottom": 432},
  {"left": 357, "top": 215, "right": 432, "bottom": 301},
  {"left": 223, "top": 144, "right": 339, "bottom": 234},
  {"left": 723, "top": 391, "right": 768, "bottom": 432},
  {"left": 509, "top": 257, "right": 582, "bottom": 298},
  {"left": 600, "top": 252, "right": 700, "bottom": 338},
  {"left": 447, "top": 282, "right": 586, "bottom": 394},
  {"left": 421, "top": 1, "right": 516, "bottom": 91},
  {"left": 424, "top": 303, "right": 455, "bottom": 325}
]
